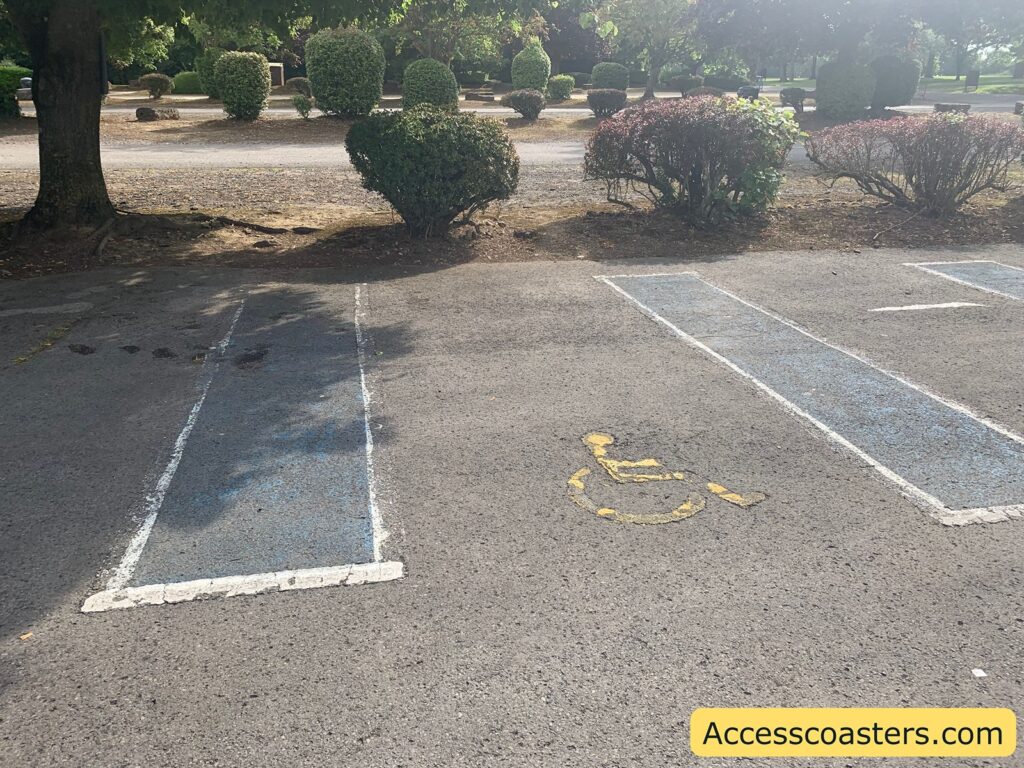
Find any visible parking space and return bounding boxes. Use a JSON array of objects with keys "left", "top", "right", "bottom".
[{"left": 2, "top": 248, "right": 1023, "bottom": 766}]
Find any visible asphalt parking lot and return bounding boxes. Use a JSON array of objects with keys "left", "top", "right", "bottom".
[{"left": 1, "top": 245, "right": 1023, "bottom": 766}]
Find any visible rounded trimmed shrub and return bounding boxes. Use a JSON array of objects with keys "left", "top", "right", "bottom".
[
  {"left": 139, "top": 73, "right": 173, "bottom": 99},
  {"left": 345, "top": 105, "right": 520, "bottom": 237},
  {"left": 669, "top": 74, "right": 704, "bottom": 94},
  {"left": 285, "top": 76, "right": 312, "bottom": 97},
  {"left": 0, "top": 65, "right": 31, "bottom": 118},
  {"left": 501, "top": 89, "right": 546, "bottom": 119},
  {"left": 306, "top": 26, "right": 386, "bottom": 117},
  {"left": 547, "top": 74, "right": 575, "bottom": 102},
  {"left": 584, "top": 96, "right": 801, "bottom": 224},
  {"left": 196, "top": 47, "right": 225, "bottom": 98},
  {"left": 512, "top": 42, "right": 550, "bottom": 92},
  {"left": 592, "top": 62, "right": 629, "bottom": 91},
  {"left": 215, "top": 51, "right": 271, "bottom": 120},
  {"left": 403, "top": 58, "right": 459, "bottom": 110},
  {"left": 587, "top": 88, "right": 627, "bottom": 117},
  {"left": 816, "top": 61, "right": 874, "bottom": 121},
  {"left": 171, "top": 71, "right": 203, "bottom": 94},
  {"left": 292, "top": 93, "right": 314, "bottom": 119},
  {"left": 870, "top": 55, "right": 922, "bottom": 110},
  {"left": 703, "top": 74, "right": 751, "bottom": 91}
]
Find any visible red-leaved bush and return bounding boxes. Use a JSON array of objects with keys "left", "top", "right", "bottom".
[
  {"left": 583, "top": 96, "right": 801, "bottom": 224},
  {"left": 806, "top": 114, "right": 1024, "bottom": 216}
]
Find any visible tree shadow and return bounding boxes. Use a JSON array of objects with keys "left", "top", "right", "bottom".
[{"left": 0, "top": 273, "right": 413, "bottom": 636}]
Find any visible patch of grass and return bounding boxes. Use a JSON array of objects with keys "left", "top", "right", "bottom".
[{"left": 918, "top": 75, "right": 1024, "bottom": 95}]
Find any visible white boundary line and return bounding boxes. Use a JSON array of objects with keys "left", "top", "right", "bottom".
[
  {"left": 598, "top": 273, "right": 1024, "bottom": 526},
  {"left": 105, "top": 300, "right": 245, "bottom": 592},
  {"left": 355, "top": 284, "right": 388, "bottom": 562},
  {"left": 868, "top": 302, "right": 984, "bottom": 313},
  {"left": 905, "top": 260, "right": 1024, "bottom": 302},
  {"left": 82, "top": 561, "right": 403, "bottom": 612},
  {"left": 82, "top": 288, "right": 403, "bottom": 613}
]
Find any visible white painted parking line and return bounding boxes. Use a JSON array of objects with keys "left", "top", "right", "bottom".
[
  {"left": 906, "top": 260, "right": 1024, "bottom": 301},
  {"left": 104, "top": 300, "right": 246, "bottom": 593},
  {"left": 868, "top": 302, "right": 984, "bottom": 313},
  {"left": 82, "top": 286, "right": 404, "bottom": 613}
]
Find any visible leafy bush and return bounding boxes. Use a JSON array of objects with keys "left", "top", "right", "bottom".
[
  {"left": 703, "top": 74, "right": 751, "bottom": 91},
  {"left": 547, "top": 74, "right": 575, "bottom": 101},
  {"left": 807, "top": 114, "right": 1024, "bottom": 216},
  {"left": 780, "top": 87, "right": 807, "bottom": 108},
  {"left": 592, "top": 62, "right": 629, "bottom": 91},
  {"left": 870, "top": 55, "right": 922, "bottom": 110},
  {"left": 403, "top": 58, "right": 459, "bottom": 110},
  {"left": 139, "top": 73, "right": 173, "bottom": 99},
  {"left": 285, "top": 76, "right": 312, "bottom": 97},
  {"left": 816, "top": 61, "right": 874, "bottom": 121},
  {"left": 686, "top": 86, "right": 725, "bottom": 98},
  {"left": 196, "top": 47, "right": 225, "bottom": 98},
  {"left": 584, "top": 96, "right": 801, "bottom": 224},
  {"left": 306, "top": 26, "right": 385, "bottom": 117},
  {"left": 568, "top": 72, "right": 591, "bottom": 87},
  {"left": 171, "top": 71, "right": 203, "bottom": 94},
  {"left": 512, "top": 42, "right": 551, "bottom": 92},
  {"left": 215, "top": 51, "right": 271, "bottom": 120},
  {"left": 501, "top": 89, "right": 546, "bottom": 119},
  {"left": 292, "top": 94, "right": 314, "bottom": 119},
  {"left": 587, "top": 88, "right": 628, "bottom": 117},
  {"left": 457, "top": 70, "right": 488, "bottom": 87},
  {"left": 0, "top": 65, "right": 30, "bottom": 118},
  {"left": 669, "top": 74, "right": 704, "bottom": 94},
  {"left": 345, "top": 106, "right": 520, "bottom": 237}
]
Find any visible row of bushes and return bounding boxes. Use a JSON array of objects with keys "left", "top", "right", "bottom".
[
  {"left": 345, "top": 98, "right": 1022, "bottom": 242},
  {"left": 817, "top": 56, "right": 923, "bottom": 120}
]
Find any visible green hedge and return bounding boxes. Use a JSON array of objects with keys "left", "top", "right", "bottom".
[
  {"left": 306, "top": 26, "right": 385, "bottom": 117},
  {"left": 215, "top": 51, "right": 271, "bottom": 120},
  {"left": 403, "top": 58, "right": 459, "bottom": 110},
  {"left": 870, "top": 55, "right": 922, "bottom": 110},
  {"left": 816, "top": 61, "right": 874, "bottom": 120},
  {"left": 0, "top": 65, "right": 31, "bottom": 118},
  {"left": 172, "top": 71, "right": 203, "bottom": 94},
  {"left": 592, "top": 62, "right": 629, "bottom": 91},
  {"left": 346, "top": 106, "right": 520, "bottom": 237},
  {"left": 547, "top": 74, "right": 575, "bottom": 101},
  {"left": 139, "top": 73, "right": 173, "bottom": 99},
  {"left": 196, "top": 47, "right": 225, "bottom": 98},
  {"left": 512, "top": 42, "right": 550, "bottom": 92}
]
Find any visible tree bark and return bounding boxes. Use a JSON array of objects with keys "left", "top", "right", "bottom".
[
  {"left": 643, "top": 65, "right": 660, "bottom": 99},
  {"left": 9, "top": 0, "right": 114, "bottom": 229}
]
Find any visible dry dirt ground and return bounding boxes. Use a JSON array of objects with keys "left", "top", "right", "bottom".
[{"left": 2, "top": 112, "right": 1023, "bottom": 278}]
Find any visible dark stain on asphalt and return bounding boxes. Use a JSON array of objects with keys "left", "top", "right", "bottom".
[
  {"left": 152, "top": 347, "right": 177, "bottom": 359},
  {"left": 120, "top": 345, "right": 141, "bottom": 354},
  {"left": 234, "top": 347, "right": 268, "bottom": 369},
  {"left": 68, "top": 344, "right": 95, "bottom": 355}
]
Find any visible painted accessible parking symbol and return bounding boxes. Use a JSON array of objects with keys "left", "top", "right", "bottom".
[
  {"left": 82, "top": 285, "right": 403, "bottom": 613},
  {"left": 600, "top": 272, "right": 1024, "bottom": 526}
]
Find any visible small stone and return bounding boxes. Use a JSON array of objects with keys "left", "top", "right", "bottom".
[
  {"left": 253, "top": 239, "right": 278, "bottom": 248},
  {"left": 136, "top": 106, "right": 180, "bottom": 121}
]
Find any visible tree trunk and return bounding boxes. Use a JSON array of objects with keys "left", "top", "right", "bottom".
[
  {"left": 9, "top": 0, "right": 114, "bottom": 229},
  {"left": 643, "top": 65, "right": 660, "bottom": 99},
  {"left": 810, "top": 55, "right": 817, "bottom": 80}
]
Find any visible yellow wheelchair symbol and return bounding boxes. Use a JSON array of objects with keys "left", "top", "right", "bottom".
[{"left": 568, "top": 432, "right": 766, "bottom": 525}]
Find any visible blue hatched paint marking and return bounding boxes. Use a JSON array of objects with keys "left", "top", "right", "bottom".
[{"left": 603, "top": 273, "right": 1024, "bottom": 523}]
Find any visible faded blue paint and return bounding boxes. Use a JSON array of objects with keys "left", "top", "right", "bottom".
[
  {"left": 609, "top": 274, "right": 1024, "bottom": 513},
  {"left": 918, "top": 261, "right": 1024, "bottom": 301},
  {"left": 131, "top": 292, "right": 374, "bottom": 587}
]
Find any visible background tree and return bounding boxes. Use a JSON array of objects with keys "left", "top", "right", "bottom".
[
  {"left": 0, "top": 0, "right": 402, "bottom": 232},
  {"left": 583, "top": 0, "right": 696, "bottom": 97}
]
